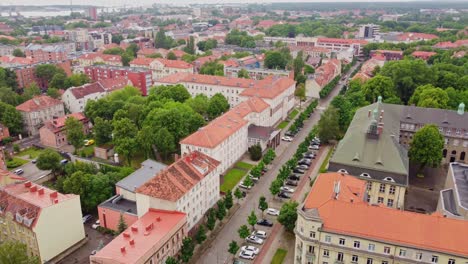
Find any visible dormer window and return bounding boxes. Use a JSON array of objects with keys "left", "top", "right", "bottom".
[
  {"left": 383, "top": 177, "right": 395, "bottom": 183},
  {"left": 360, "top": 173, "right": 371, "bottom": 178},
  {"left": 338, "top": 169, "right": 348, "bottom": 174}
]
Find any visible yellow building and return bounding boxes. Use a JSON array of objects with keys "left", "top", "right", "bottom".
[
  {"left": 295, "top": 173, "right": 468, "bottom": 264},
  {"left": 0, "top": 181, "right": 85, "bottom": 263}
]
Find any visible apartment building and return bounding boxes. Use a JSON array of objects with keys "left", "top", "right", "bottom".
[
  {"left": 24, "top": 44, "right": 68, "bottom": 63},
  {"left": 77, "top": 53, "right": 123, "bottom": 68},
  {"left": 412, "top": 51, "right": 438, "bottom": 61},
  {"left": 438, "top": 162, "right": 468, "bottom": 220},
  {"left": 0, "top": 123, "right": 10, "bottom": 141},
  {"left": 296, "top": 37, "right": 368, "bottom": 56},
  {"left": 306, "top": 59, "right": 341, "bottom": 98},
  {"left": 62, "top": 82, "right": 108, "bottom": 113},
  {"left": 358, "top": 24, "right": 380, "bottom": 39},
  {"left": 135, "top": 151, "right": 220, "bottom": 230},
  {"left": 329, "top": 99, "right": 408, "bottom": 209},
  {"left": 84, "top": 65, "right": 151, "bottom": 95},
  {"left": 90, "top": 209, "right": 186, "bottom": 264},
  {"left": 129, "top": 57, "right": 194, "bottom": 81},
  {"left": 0, "top": 44, "right": 22, "bottom": 56},
  {"left": 289, "top": 46, "right": 332, "bottom": 59},
  {"left": 224, "top": 66, "right": 293, "bottom": 80},
  {"left": 16, "top": 95, "right": 65, "bottom": 136},
  {"left": 295, "top": 172, "right": 468, "bottom": 264},
  {"left": 39, "top": 113, "right": 91, "bottom": 148},
  {"left": 0, "top": 181, "right": 85, "bottom": 263},
  {"left": 369, "top": 50, "right": 404, "bottom": 61}
]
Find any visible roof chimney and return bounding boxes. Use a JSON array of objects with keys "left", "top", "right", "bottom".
[
  {"left": 30, "top": 186, "right": 37, "bottom": 192},
  {"left": 156, "top": 217, "right": 161, "bottom": 222},
  {"left": 129, "top": 239, "right": 135, "bottom": 246},
  {"left": 38, "top": 188, "right": 44, "bottom": 195},
  {"left": 24, "top": 181, "right": 32, "bottom": 188},
  {"left": 131, "top": 226, "right": 138, "bottom": 232},
  {"left": 123, "top": 232, "right": 130, "bottom": 238},
  {"left": 49, "top": 191, "right": 58, "bottom": 199},
  {"left": 120, "top": 246, "right": 126, "bottom": 253}
]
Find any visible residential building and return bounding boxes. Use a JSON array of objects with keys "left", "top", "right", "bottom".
[
  {"left": 352, "top": 56, "right": 386, "bottom": 82},
  {"left": 0, "top": 44, "right": 22, "bottom": 57},
  {"left": 24, "top": 44, "right": 68, "bottom": 63},
  {"left": 136, "top": 48, "right": 186, "bottom": 59},
  {"left": 358, "top": 24, "right": 380, "bottom": 39},
  {"left": 90, "top": 209, "right": 187, "bottom": 264},
  {"left": 397, "top": 32, "right": 439, "bottom": 43},
  {"left": 88, "top": 32, "right": 112, "bottom": 50},
  {"left": 135, "top": 151, "right": 220, "bottom": 230},
  {"left": 62, "top": 82, "right": 108, "bottom": 113},
  {"left": 263, "top": 36, "right": 297, "bottom": 45},
  {"left": 438, "top": 162, "right": 468, "bottom": 220},
  {"left": 329, "top": 98, "right": 408, "bottom": 209},
  {"left": 370, "top": 49, "right": 404, "bottom": 61},
  {"left": 224, "top": 66, "right": 293, "bottom": 80},
  {"left": 84, "top": 65, "right": 152, "bottom": 95},
  {"left": 0, "top": 22, "right": 14, "bottom": 34},
  {"left": 129, "top": 57, "right": 193, "bottom": 82},
  {"left": 305, "top": 59, "right": 341, "bottom": 98},
  {"left": 86, "top": 7, "right": 98, "bottom": 21},
  {"left": 0, "top": 181, "right": 85, "bottom": 263},
  {"left": 98, "top": 160, "right": 167, "bottom": 231},
  {"left": 0, "top": 123, "right": 10, "bottom": 141},
  {"left": 39, "top": 113, "right": 91, "bottom": 148},
  {"left": 289, "top": 46, "right": 332, "bottom": 59},
  {"left": 412, "top": 51, "right": 438, "bottom": 60},
  {"left": 296, "top": 37, "right": 368, "bottom": 57},
  {"left": 294, "top": 172, "right": 468, "bottom": 264},
  {"left": 77, "top": 53, "right": 122, "bottom": 68},
  {"left": 0, "top": 169, "right": 25, "bottom": 187},
  {"left": 16, "top": 95, "right": 65, "bottom": 136}
]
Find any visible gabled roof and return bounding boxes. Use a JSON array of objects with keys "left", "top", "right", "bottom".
[
  {"left": 42, "top": 113, "right": 87, "bottom": 133},
  {"left": 155, "top": 58, "right": 193, "bottom": 69},
  {"left": 317, "top": 37, "right": 368, "bottom": 45},
  {"left": 303, "top": 173, "right": 468, "bottom": 257},
  {"left": 16, "top": 95, "right": 63, "bottom": 112},
  {"left": 68, "top": 82, "right": 106, "bottom": 99},
  {"left": 136, "top": 151, "right": 220, "bottom": 202},
  {"left": 129, "top": 57, "right": 154, "bottom": 66}
]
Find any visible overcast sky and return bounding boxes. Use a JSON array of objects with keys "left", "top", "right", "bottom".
[{"left": 2, "top": 0, "right": 433, "bottom": 7}]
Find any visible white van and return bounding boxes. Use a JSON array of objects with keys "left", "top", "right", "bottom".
[{"left": 13, "top": 169, "right": 24, "bottom": 175}]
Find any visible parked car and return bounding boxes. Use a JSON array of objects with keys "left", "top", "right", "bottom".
[
  {"left": 257, "top": 219, "right": 273, "bottom": 227},
  {"left": 239, "top": 182, "right": 252, "bottom": 190},
  {"left": 233, "top": 260, "right": 247, "bottom": 264},
  {"left": 13, "top": 169, "right": 24, "bottom": 175},
  {"left": 293, "top": 168, "right": 305, "bottom": 174},
  {"left": 303, "top": 153, "right": 315, "bottom": 159},
  {"left": 249, "top": 175, "right": 259, "bottom": 182},
  {"left": 298, "top": 159, "right": 311, "bottom": 166},
  {"left": 288, "top": 175, "right": 300, "bottom": 181},
  {"left": 278, "top": 192, "right": 291, "bottom": 199},
  {"left": 60, "top": 159, "right": 69, "bottom": 165},
  {"left": 84, "top": 139, "right": 95, "bottom": 146},
  {"left": 241, "top": 245, "right": 260, "bottom": 255},
  {"left": 91, "top": 220, "right": 100, "bottom": 229},
  {"left": 82, "top": 214, "right": 92, "bottom": 224},
  {"left": 241, "top": 191, "right": 247, "bottom": 197},
  {"left": 280, "top": 186, "right": 295, "bottom": 193},
  {"left": 90, "top": 250, "right": 97, "bottom": 256},
  {"left": 31, "top": 159, "right": 37, "bottom": 164},
  {"left": 266, "top": 208, "right": 280, "bottom": 216},
  {"left": 239, "top": 250, "right": 256, "bottom": 260},
  {"left": 285, "top": 131, "right": 296, "bottom": 137},
  {"left": 251, "top": 230, "right": 267, "bottom": 239},
  {"left": 297, "top": 164, "right": 309, "bottom": 170},
  {"left": 308, "top": 145, "right": 320, "bottom": 150},
  {"left": 286, "top": 180, "right": 298, "bottom": 186},
  {"left": 246, "top": 235, "right": 264, "bottom": 244},
  {"left": 281, "top": 136, "right": 293, "bottom": 142}
]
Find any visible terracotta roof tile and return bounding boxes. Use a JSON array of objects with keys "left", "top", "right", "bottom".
[
  {"left": 318, "top": 37, "right": 368, "bottom": 45},
  {"left": 16, "top": 95, "right": 63, "bottom": 112},
  {"left": 69, "top": 82, "right": 106, "bottom": 99}
]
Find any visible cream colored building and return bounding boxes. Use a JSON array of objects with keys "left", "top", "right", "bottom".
[
  {"left": 295, "top": 173, "right": 468, "bottom": 264},
  {"left": 0, "top": 181, "right": 85, "bottom": 263},
  {"left": 129, "top": 57, "right": 194, "bottom": 81}
]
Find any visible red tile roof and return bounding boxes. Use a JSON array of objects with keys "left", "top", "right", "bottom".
[
  {"left": 156, "top": 58, "right": 193, "bottom": 69},
  {"left": 317, "top": 37, "right": 368, "bottom": 45},
  {"left": 69, "top": 82, "right": 106, "bottom": 99},
  {"left": 0, "top": 56, "right": 34, "bottom": 65},
  {"left": 90, "top": 209, "right": 186, "bottom": 264},
  {"left": 412, "top": 51, "right": 437, "bottom": 60},
  {"left": 99, "top": 78, "right": 128, "bottom": 91},
  {"left": 239, "top": 75, "right": 295, "bottom": 99},
  {"left": 397, "top": 32, "right": 439, "bottom": 41},
  {"left": 43, "top": 113, "right": 87, "bottom": 133},
  {"left": 311, "top": 59, "right": 341, "bottom": 88},
  {"left": 433, "top": 41, "right": 459, "bottom": 49},
  {"left": 16, "top": 95, "right": 63, "bottom": 112},
  {"left": 79, "top": 53, "right": 122, "bottom": 63},
  {"left": 304, "top": 173, "right": 468, "bottom": 257},
  {"left": 137, "top": 151, "right": 220, "bottom": 201},
  {"left": 129, "top": 57, "right": 154, "bottom": 66}
]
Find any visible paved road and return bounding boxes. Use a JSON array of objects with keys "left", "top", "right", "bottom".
[
  {"left": 11, "top": 161, "right": 51, "bottom": 183},
  {"left": 198, "top": 62, "right": 361, "bottom": 264}
]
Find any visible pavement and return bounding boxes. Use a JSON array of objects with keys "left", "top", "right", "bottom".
[
  {"left": 197, "top": 62, "right": 361, "bottom": 264},
  {"left": 10, "top": 161, "right": 51, "bottom": 183}
]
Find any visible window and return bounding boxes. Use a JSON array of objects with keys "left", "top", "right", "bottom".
[
  {"left": 382, "top": 262, "right": 388, "bottom": 264},
  {"left": 448, "top": 259, "right": 455, "bottom": 264},
  {"left": 339, "top": 238, "right": 345, "bottom": 245},
  {"left": 384, "top": 247, "right": 390, "bottom": 254},
  {"left": 308, "top": 245, "right": 314, "bottom": 253},
  {"left": 367, "top": 258, "right": 373, "bottom": 264},
  {"left": 323, "top": 249, "right": 329, "bottom": 257},
  {"left": 352, "top": 255, "right": 359, "bottom": 263},
  {"left": 325, "top": 235, "right": 331, "bottom": 243},
  {"left": 337, "top": 252, "right": 344, "bottom": 262},
  {"left": 399, "top": 249, "right": 406, "bottom": 257},
  {"left": 387, "top": 199, "right": 394, "bottom": 207},
  {"left": 368, "top": 244, "right": 375, "bottom": 252},
  {"left": 415, "top": 253, "right": 422, "bottom": 260},
  {"left": 389, "top": 186, "right": 395, "bottom": 195},
  {"left": 367, "top": 195, "right": 371, "bottom": 202},
  {"left": 379, "top": 184, "right": 386, "bottom": 193},
  {"left": 353, "top": 241, "right": 360, "bottom": 248},
  {"left": 378, "top": 197, "right": 384, "bottom": 204},
  {"left": 432, "top": 256, "right": 438, "bottom": 263},
  {"left": 367, "top": 183, "right": 372, "bottom": 191},
  {"left": 310, "top": 231, "right": 316, "bottom": 238}
]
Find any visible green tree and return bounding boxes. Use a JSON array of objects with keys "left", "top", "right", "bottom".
[
  {"left": 238, "top": 224, "right": 250, "bottom": 239},
  {"left": 165, "top": 256, "right": 180, "bottom": 264},
  {"left": 186, "top": 94, "right": 209, "bottom": 116},
  {"left": 117, "top": 213, "right": 128, "bottom": 234},
  {"left": 0, "top": 102, "right": 23, "bottom": 134},
  {"left": 228, "top": 240, "right": 239, "bottom": 257},
  {"left": 167, "top": 51, "right": 177, "bottom": 60},
  {"left": 64, "top": 73, "right": 90, "bottom": 88},
  {"left": 0, "top": 241, "right": 40, "bottom": 264},
  {"left": 12, "top": 48, "right": 25, "bottom": 57},
  {"left": 36, "top": 149, "right": 62, "bottom": 176},
  {"left": 216, "top": 200, "right": 226, "bottom": 220},
  {"left": 0, "top": 67, "right": 18, "bottom": 89},
  {"left": 248, "top": 144, "right": 262, "bottom": 161},
  {"left": 195, "top": 225, "right": 207, "bottom": 244},
  {"left": 331, "top": 95, "right": 354, "bottom": 131},
  {"left": 112, "top": 118, "right": 138, "bottom": 165},
  {"left": 409, "top": 85, "right": 449, "bottom": 109},
  {"left": 295, "top": 83, "right": 306, "bottom": 107},
  {"left": 112, "top": 34, "right": 124, "bottom": 44},
  {"left": 293, "top": 51, "right": 304, "bottom": 78},
  {"left": 184, "top": 36, "right": 195, "bottom": 55},
  {"left": 46, "top": 88, "right": 61, "bottom": 99},
  {"left": 154, "top": 127, "right": 176, "bottom": 159},
  {"left": 277, "top": 201, "right": 299, "bottom": 232},
  {"left": 362, "top": 75, "right": 397, "bottom": 102},
  {"left": 224, "top": 190, "right": 233, "bottom": 210},
  {"left": 180, "top": 237, "right": 195, "bottom": 263},
  {"left": 49, "top": 72, "right": 67, "bottom": 89},
  {"left": 264, "top": 51, "right": 288, "bottom": 69},
  {"left": 22, "top": 83, "right": 41, "bottom": 100},
  {"left": 317, "top": 106, "right": 340, "bottom": 143},
  {"left": 243, "top": 175, "right": 254, "bottom": 188},
  {"left": 258, "top": 196, "right": 268, "bottom": 216},
  {"left": 35, "top": 64, "right": 64, "bottom": 83},
  {"left": 408, "top": 124, "right": 444, "bottom": 173},
  {"left": 234, "top": 188, "right": 243, "bottom": 202},
  {"left": 206, "top": 208, "right": 216, "bottom": 231},
  {"left": 207, "top": 93, "right": 230, "bottom": 120},
  {"left": 150, "top": 84, "right": 190, "bottom": 103},
  {"left": 237, "top": 68, "right": 250, "bottom": 79},
  {"left": 247, "top": 210, "right": 257, "bottom": 231},
  {"left": 65, "top": 116, "right": 85, "bottom": 152},
  {"left": 94, "top": 117, "right": 113, "bottom": 145},
  {"left": 270, "top": 178, "right": 282, "bottom": 196},
  {"left": 200, "top": 61, "right": 224, "bottom": 76}
]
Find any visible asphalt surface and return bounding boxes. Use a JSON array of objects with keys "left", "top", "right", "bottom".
[
  {"left": 197, "top": 62, "right": 361, "bottom": 264},
  {"left": 11, "top": 161, "right": 51, "bottom": 182}
]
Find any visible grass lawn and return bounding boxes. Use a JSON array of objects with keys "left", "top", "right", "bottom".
[
  {"left": 235, "top": 161, "right": 254, "bottom": 170},
  {"left": 220, "top": 168, "right": 248, "bottom": 193},
  {"left": 271, "top": 248, "right": 288, "bottom": 264},
  {"left": 6, "top": 157, "right": 29, "bottom": 169},
  {"left": 15, "top": 147, "right": 44, "bottom": 159},
  {"left": 277, "top": 121, "right": 289, "bottom": 129},
  {"left": 78, "top": 145, "right": 95, "bottom": 158},
  {"left": 288, "top": 109, "right": 299, "bottom": 120}
]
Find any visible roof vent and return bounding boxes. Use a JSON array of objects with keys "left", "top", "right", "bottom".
[
  {"left": 38, "top": 188, "right": 44, "bottom": 195},
  {"left": 129, "top": 239, "right": 135, "bottom": 246},
  {"left": 123, "top": 232, "right": 130, "bottom": 238},
  {"left": 120, "top": 246, "right": 126, "bottom": 253},
  {"left": 24, "top": 181, "right": 32, "bottom": 188},
  {"left": 156, "top": 217, "right": 161, "bottom": 222},
  {"left": 131, "top": 226, "right": 138, "bottom": 232},
  {"left": 352, "top": 153, "right": 360, "bottom": 161},
  {"left": 49, "top": 191, "right": 58, "bottom": 199},
  {"left": 30, "top": 186, "right": 37, "bottom": 192}
]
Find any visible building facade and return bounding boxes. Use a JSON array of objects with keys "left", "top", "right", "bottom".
[
  {"left": 129, "top": 57, "right": 194, "bottom": 82},
  {"left": 224, "top": 66, "right": 293, "bottom": 80},
  {"left": 24, "top": 44, "right": 68, "bottom": 63},
  {"left": 16, "top": 95, "right": 65, "bottom": 136},
  {"left": 438, "top": 162, "right": 468, "bottom": 220},
  {"left": 0, "top": 123, "right": 10, "bottom": 141},
  {"left": 39, "top": 113, "right": 91, "bottom": 148},
  {"left": 358, "top": 24, "right": 380, "bottom": 39},
  {"left": 62, "top": 82, "right": 108, "bottom": 113},
  {"left": 295, "top": 172, "right": 468, "bottom": 264}
]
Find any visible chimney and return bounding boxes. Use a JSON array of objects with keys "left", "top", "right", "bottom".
[
  {"left": 54, "top": 199, "right": 59, "bottom": 204},
  {"left": 30, "top": 186, "right": 37, "bottom": 192},
  {"left": 120, "top": 246, "right": 126, "bottom": 253},
  {"left": 50, "top": 191, "right": 58, "bottom": 199},
  {"left": 156, "top": 217, "right": 161, "bottom": 222},
  {"left": 131, "top": 226, "right": 138, "bottom": 232},
  {"left": 38, "top": 188, "right": 44, "bottom": 195},
  {"left": 123, "top": 232, "right": 130, "bottom": 238},
  {"left": 129, "top": 239, "right": 135, "bottom": 246},
  {"left": 145, "top": 223, "right": 153, "bottom": 231},
  {"left": 24, "top": 181, "right": 32, "bottom": 188}
]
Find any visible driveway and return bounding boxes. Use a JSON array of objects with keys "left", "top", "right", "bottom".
[{"left": 10, "top": 161, "right": 51, "bottom": 183}]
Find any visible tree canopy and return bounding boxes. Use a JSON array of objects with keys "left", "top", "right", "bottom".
[{"left": 408, "top": 124, "right": 444, "bottom": 171}]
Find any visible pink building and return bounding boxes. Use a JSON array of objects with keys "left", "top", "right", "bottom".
[
  {"left": 39, "top": 113, "right": 91, "bottom": 148},
  {"left": 90, "top": 209, "right": 187, "bottom": 264},
  {"left": 0, "top": 123, "right": 10, "bottom": 141}
]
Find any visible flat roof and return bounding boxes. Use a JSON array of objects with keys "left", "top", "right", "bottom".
[
  {"left": 450, "top": 163, "right": 468, "bottom": 210},
  {"left": 116, "top": 159, "right": 167, "bottom": 192},
  {"left": 99, "top": 195, "right": 138, "bottom": 215}
]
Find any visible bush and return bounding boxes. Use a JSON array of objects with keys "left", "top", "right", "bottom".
[
  {"left": 13, "top": 144, "right": 20, "bottom": 153},
  {"left": 248, "top": 144, "right": 262, "bottom": 161},
  {"left": 319, "top": 75, "right": 341, "bottom": 98}
]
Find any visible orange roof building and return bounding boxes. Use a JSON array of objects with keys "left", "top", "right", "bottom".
[
  {"left": 295, "top": 172, "right": 468, "bottom": 264},
  {"left": 16, "top": 95, "right": 65, "bottom": 136},
  {"left": 90, "top": 209, "right": 187, "bottom": 264},
  {"left": 129, "top": 57, "right": 194, "bottom": 81},
  {"left": 412, "top": 51, "right": 438, "bottom": 60}
]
